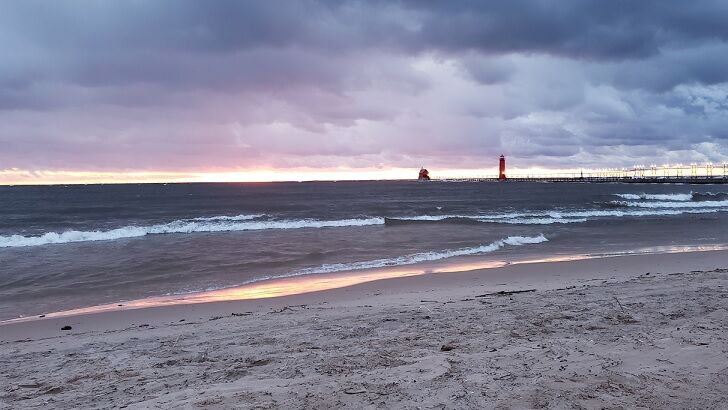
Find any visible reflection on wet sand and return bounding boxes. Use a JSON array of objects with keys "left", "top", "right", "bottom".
[{"left": 4, "top": 243, "right": 727, "bottom": 323}]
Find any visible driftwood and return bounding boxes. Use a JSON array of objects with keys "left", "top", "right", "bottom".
[{"left": 475, "top": 289, "right": 536, "bottom": 298}]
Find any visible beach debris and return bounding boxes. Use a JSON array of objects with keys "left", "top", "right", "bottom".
[
  {"left": 475, "top": 289, "right": 536, "bottom": 298},
  {"left": 43, "top": 386, "right": 63, "bottom": 395},
  {"left": 245, "top": 358, "right": 271, "bottom": 367},
  {"left": 231, "top": 312, "right": 252, "bottom": 317},
  {"left": 344, "top": 387, "right": 367, "bottom": 394},
  {"left": 270, "top": 306, "right": 296, "bottom": 313},
  {"left": 61, "top": 325, "right": 72, "bottom": 330},
  {"left": 613, "top": 296, "right": 626, "bottom": 314},
  {"left": 38, "top": 314, "right": 45, "bottom": 318},
  {"left": 441, "top": 343, "right": 456, "bottom": 351}
]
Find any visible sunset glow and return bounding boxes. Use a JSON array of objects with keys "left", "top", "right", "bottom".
[{"left": 0, "top": 166, "right": 605, "bottom": 185}]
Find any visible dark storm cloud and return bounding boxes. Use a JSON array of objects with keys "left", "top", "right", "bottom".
[
  {"left": 405, "top": 0, "right": 728, "bottom": 58},
  {"left": 5, "top": 0, "right": 728, "bottom": 91},
  {"left": 0, "top": 0, "right": 727, "bottom": 174}
]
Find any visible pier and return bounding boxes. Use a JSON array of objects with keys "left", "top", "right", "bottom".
[{"left": 433, "top": 161, "right": 728, "bottom": 184}]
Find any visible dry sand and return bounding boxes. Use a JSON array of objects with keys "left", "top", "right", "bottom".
[{"left": 1, "top": 250, "right": 727, "bottom": 409}]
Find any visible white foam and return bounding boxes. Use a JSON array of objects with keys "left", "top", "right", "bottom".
[
  {"left": 393, "top": 207, "right": 723, "bottom": 226},
  {"left": 614, "top": 193, "right": 693, "bottom": 201},
  {"left": 479, "top": 217, "right": 589, "bottom": 225},
  {"left": 615, "top": 200, "right": 728, "bottom": 209},
  {"left": 3, "top": 202, "right": 724, "bottom": 248},
  {"left": 290, "top": 234, "right": 548, "bottom": 276},
  {"left": 0, "top": 227, "right": 150, "bottom": 248},
  {"left": 394, "top": 214, "right": 486, "bottom": 221},
  {"left": 0, "top": 217, "right": 384, "bottom": 248},
  {"left": 191, "top": 214, "right": 264, "bottom": 222}
]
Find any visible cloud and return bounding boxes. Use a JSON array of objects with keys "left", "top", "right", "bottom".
[{"left": 0, "top": 0, "right": 727, "bottom": 176}]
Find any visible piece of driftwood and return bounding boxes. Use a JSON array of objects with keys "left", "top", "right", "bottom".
[{"left": 475, "top": 289, "right": 536, "bottom": 298}]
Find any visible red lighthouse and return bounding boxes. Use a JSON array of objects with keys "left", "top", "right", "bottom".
[{"left": 498, "top": 155, "right": 507, "bottom": 181}]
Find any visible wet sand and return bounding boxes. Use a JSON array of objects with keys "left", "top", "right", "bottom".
[{"left": 1, "top": 250, "right": 727, "bottom": 408}]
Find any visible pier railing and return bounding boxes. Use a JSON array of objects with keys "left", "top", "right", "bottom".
[
  {"left": 434, "top": 176, "right": 727, "bottom": 184},
  {"left": 432, "top": 164, "right": 728, "bottom": 183}
]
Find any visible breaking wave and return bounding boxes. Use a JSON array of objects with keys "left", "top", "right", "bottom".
[
  {"left": 0, "top": 215, "right": 383, "bottom": 248},
  {"left": 384, "top": 216, "right": 484, "bottom": 226},
  {"left": 615, "top": 192, "right": 728, "bottom": 202},
  {"left": 614, "top": 200, "right": 728, "bottom": 209},
  {"left": 290, "top": 234, "right": 548, "bottom": 276},
  {"left": 615, "top": 193, "right": 693, "bottom": 201},
  {"left": 4, "top": 200, "right": 727, "bottom": 249},
  {"left": 384, "top": 207, "right": 724, "bottom": 226},
  {"left": 191, "top": 214, "right": 265, "bottom": 222},
  {"left": 478, "top": 217, "right": 589, "bottom": 224}
]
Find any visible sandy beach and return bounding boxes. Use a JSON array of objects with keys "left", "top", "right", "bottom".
[{"left": 1, "top": 250, "right": 727, "bottom": 409}]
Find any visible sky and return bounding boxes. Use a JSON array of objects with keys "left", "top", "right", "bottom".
[{"left": 1, "top": 0, "right": 728, "bottom": 183}]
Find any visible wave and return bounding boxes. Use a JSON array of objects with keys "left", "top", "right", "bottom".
[
  {"left": 4, "top": 200, "right": 726, "bottom": 248},
  {"left": 615, "top": 193, "right": 693, "bottom": 201},
  {"left": 191, "top": 214, "right": 264, "bottom": 222},
  {"left": 384, "top": 214, "right": 581, "bottom": 226},
  {"left": 290, "top": 234, "right": 548, "bottom": 276},
  {"left": 385, "top": 207, "right": 723, "bottom": 226},
  {"left": 494, "top": 209, "right": 721, "bottom": 223},
  {"left": 384, "top": 216, "right": 482, "bottom": 226},
  {"left": 0, "top": 216, "right": 384, "bottom": 248},
  {"left": 615, "top": 192, "right": 728, "bottom": 202},
  {"left": 479, "top": 217, "right": 589, "bottom": 224},
  {"left": 614, "top": 200, "right": 728, "bottom": 209}
]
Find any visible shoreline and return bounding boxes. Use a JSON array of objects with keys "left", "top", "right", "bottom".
[
  {"left": 2, "top": 247, "right": 727, "bottom": 341},
  {"left": 2, "top": 243, "right": 726, "bottom": 326},
  {"left": 1, "top": 249, "right": 726, "bottom": 407}
]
